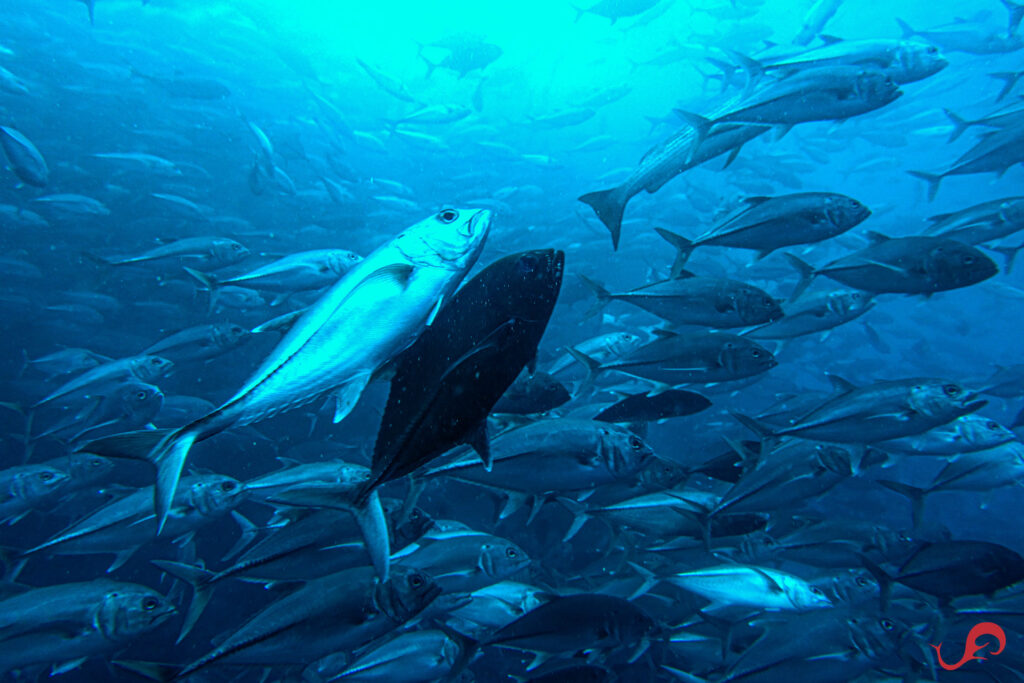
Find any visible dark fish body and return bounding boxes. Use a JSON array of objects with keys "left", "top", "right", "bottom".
[
  {"left": 745, "top": 290, "right": 874, "bottom": 340},
  {"left": 424, "top": 419, "right": 654, "bottom": 494},
  {"left": 658, "top": 192, "right": 871, "bottom": 265},
  {"left": 594, "top": 389, "right": 711, "bottom": 423},
  {"left": 795, "top": 234, "right": 997, "bottom": 295},
  {"left": 494, "top": 371, "right": 571, "bottom": 414},
  {"left": 894, "top": 541, "right": 1024, "bottom": 598},
  {"left": 742, "top": 377, "right": 985, "bottom": 444},
  {"left": 577, "top": 331, "right": 777, "bottom": 385},
  {"left": 368, "top": 249, "right": 563, "bottom": 492},
  {"left": 581, "top": 272, "right": 783, "bottom": 328}
]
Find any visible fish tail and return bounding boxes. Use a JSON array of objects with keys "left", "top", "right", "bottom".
[
  {"left": 579, "top": 187, "right": 627, "bottom": 250},
  {"left": 877, "top": 479, "right": 929, "bottom": 530},
  {"left": 577, "top": 273, "right": 613, "bottom": 319},
  {"left": 989, "top": 71, "right": 1022, "bottom": 102},
  {"left": 1000, "top": 0, "right": 1024, "bottom": 34},
  {"left": 993, "top": 243, "right": 1023, "bottom": 274},
  {"left": 151, "top": 560, "right": 215, "bottom": 644},
  {"left": 859, "top": 554, "right": 895, "bottom": 613},
  {"left": 783, "top": 252, "right": 816, "bottom": 301},
  {"left": 729, "top": 412, "right": 781, "bottom": 453},
  {"left": 83, "top": 427, "right": 197, "bottom": 534},
  {"left": 183, "top": 266, "right": 221, "bottom": 313},
  {"left": 655, "top": 228, "right": 697, "bottom": 277},
  {"left": 565, "top": 347, "right": 603, "bottom": 395},
  {"left": 672, "top": 109, "right": 714, "bottom": 161},
  {"left": 722, "top": 49, "right": 765, "bottom": 95},
  {"left": 907, "top": 170, "right": 943, "bottom": 202},
  {"left": 942, "top": 108, "right": 972, "bottom": 143}
]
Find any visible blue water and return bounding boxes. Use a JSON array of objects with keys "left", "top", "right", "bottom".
[{"left": 2, "top": 0, "right": 1024, "bottom": 680}]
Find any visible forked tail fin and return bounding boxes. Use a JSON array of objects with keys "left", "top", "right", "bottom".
[{"left": 579, "top": 187, "right": 627, "bottom": 250}]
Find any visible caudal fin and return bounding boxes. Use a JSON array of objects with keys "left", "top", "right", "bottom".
[
  {"left": 566, "top": 347, "right": 603, "bottom": 395},
  {"left": 783, "top": 252, "right": 816, "bottom": 301},
  {"left": 877, "top": 479, "right": 929, "bottom": 529},
  {"left": 268, "top": 485, "right": 390, "bottom": 581},
  {"left": 151, "top": 560, "right": 214, "bottom": 644},
  {"left": 83, "top": 427, "right": 198, "bottom": 534},
  {"left": 729, "top": 412, "right": 781, "bottom": 453},
  {"left": 183, "top": 266, "right": 220, "bottom": 313},
  {"left": 672, "top": 109, "right": 714, "bottom": 161},
  {"left": 578, "top": 187, "right": 627, "bottom": 250},
  {"left": 577, "top": 274, "right": 613, "bottom": 319},
  {"left": 989, "top": 70, "right": 1023, "bottom": 102},
  {"left": 655, "top": 227, "right": 697, "bottom": 277},
  {"left": 1001, "top": 0, "right": 1024, "bottom": 35},
  {"left": 943, "top": 108, "right": 973, "bottom": 143},
  {"left": 907, "top": 170, "right": 943, "bottom": 201},
  {"left": 992, "top": 243, "right": 1023, "bottom": 274}
]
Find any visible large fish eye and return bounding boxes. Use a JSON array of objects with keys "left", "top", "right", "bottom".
[
  {"left": 349, "top": 253, "right": 359, "bottom": 260},
  {"left": 437, "top": 209, "right": 459, "bottom": 224},
  {"left": 856, "top": 576, "right": 870, "bottom": 587},
  {"left": 220, "top": 481, "right": 236, "bottom": 492},
  {"left": 628, "top": 436, "right": 644, "bottom": 451},
  {"left": 963, "top": 255, "right": 975, "bottom": 264},
  {"left": 409, "top": 573, "right": 424, "bottom": 588},
  {"left": 810, "top": 586, "right": 824, "bottom": 596},
  {"left": 90, "top": 458, "right": 103, "bottom": 468},
  {"left": 943, "top": 384, "right": 961, "bottom": 397},
  {"left": 39, "top": 471, "right": 55, "bottom": 481},
  {"left": 231, "top": 243, "right": 242, "bottom": 251},
  {"left": 927, "top": 46, "right": 938, "bottom": 54},
  {"left": 880, "top": 618, "right": 895, "bottom": 631},
  {"left": 752, "top": 349, "right": 762, "bottom": 358},
  {"left": 150, "top": 358, "right": 162, "bottom": 365},
  {"left": 505, "top": 546, "right": 519, "bottom": 559},
  {"left": 142, "top": 597, "right": 159, "bottom": 611},
  {"left": 135, "top": 390, "right": 149, "bottom": 401},
  {"left": 987, "top": 421, "right": 1000, "bottom": 430}
]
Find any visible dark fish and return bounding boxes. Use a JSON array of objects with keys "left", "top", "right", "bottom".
[
  {"left": 594, "top": 389, "right": 711, "bottom": 423},
  {"left": 745, "top": 290, "right": 874, "bottom": 340},
  {"left": 365, "top": 249, "right": 563, "bottom": 494},
  {"left": 571, "top": 331, "right": 777, "bottom": 387},
  {"left": 484, "top": 594, "right": 659, "bottom": 671},
  {"left": 735, "top": 375, "right": 986, "bottom": 445},
  {"left": 867, "top": 541, "right": 1024, "bottom": 602},
  {"left": 0, "top": 126, "right": 48, "bottom": 187},
  {"left": 143, "top": 322, "right": 250, "bottom": 363},
  {"left": 494, "top": 371, "right": 572, "bottom": 414},
  {"left": 909, "top": 125, "right": 1024, "bottom": 200},
  {"left": 656, "top": 192, "right": 871, "bottom": 267},
  {"left": 788, "top": 233, "right": 997, "bottom": 297},
  {"left": 580, "top": 271, "right": 783, "bottom": 328}
]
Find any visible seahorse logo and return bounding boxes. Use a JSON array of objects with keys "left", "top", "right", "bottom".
[{"left": 931, "top": 622, "right": 1007, "bottom": 671}]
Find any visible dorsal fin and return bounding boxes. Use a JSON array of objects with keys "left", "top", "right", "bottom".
[
  {"left": 818, "top": 34, "right": 843, "bottom": 45},
  {"left": 827, "top": 373, "right": 856, "bottom": 394}
]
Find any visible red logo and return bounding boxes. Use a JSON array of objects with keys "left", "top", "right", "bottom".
[{"left": 931, "top": 622, "right": 1007, "bottom": 671}]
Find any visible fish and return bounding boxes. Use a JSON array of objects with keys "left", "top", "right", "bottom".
[
  {"left": 186, "top": 249, "right": 362, "bottom": 294},
  {"left": 794, "top": 0, "right": 844, "bottom": 44},
  {"left": 665, "top": 564, "right": 833, "bottom": 611},
  {"left": 579, "top": 123, "right": 770, "bottom": 249},
  {"left": 365, "top": 249, "right": 563, "bottom": 493},
  {"left": 579, "top": 271, "right": 783, "bottom": 328},
  {"left": 787, "top": 233, "right": 998, "bottom": 297},
  {"left": 493, "top": 371, "right": 572, "bottom": 414},
  {"left": 0, "top": 126, "right": 48, "bottom": 187},
  {"left": 656, "top": 192, "right": 871, "bottom": 267},
  {"left": 593, "top": 388, "right": 711, "bottom": 423},
  {"left": 744, "top": 290, "right": 874, "bottom": 340},
  {"left": 83, "top": 209, "right": 490, "bottom": 531}
]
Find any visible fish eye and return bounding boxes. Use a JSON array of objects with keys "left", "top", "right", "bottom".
[
  {"left": 437, "top": 209, "right": 459, "bottom": 223},
  {"left": 409, "top": 573, "right": 424, "bottom": 588},
  {"left": 150, "top": 358, "right": 162, "bottom": 365},
  {"left": 987, "top": 421, "right": 1000, "bottom": 429},
  {"left": 142, "top": 597, "right": 159, "bottom": 610},
  {"left": 349, "top": 253, "right": 359, "bottom": 260},
  {"left": 927, "top": 46, "right": 938, "bottom": 54},
  {"left": 505, "top": 547, "right": 518, "bottom": 559},
  {"left": 232, "top": 243, "right": 242, "bottom": 251},
  {"left": 220, "top": 481, "right": 236, "bottom": 492},
  {"left": 628, "top": 436, "right": 644, "bottom": 451},
  {"left": 91, "top": 458, "right": 102, "bottom": 467},
  {"left": 880, "top": 618, "right": 895, "bottom": 631},
  {"left": 943, "top": 384, "right": 961, "bottom": 397},
  {"left": 752, "top": 350, "right": 762, "bottom": 358},
  {"left": 135, "top": 390, "right": 148, "bottom": 401},
  {"left": 810, "top": 587, "right": 824, "bottom": 596},
  {"left": 39, "top": 471, "right": 54, "bottom": 481}
]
